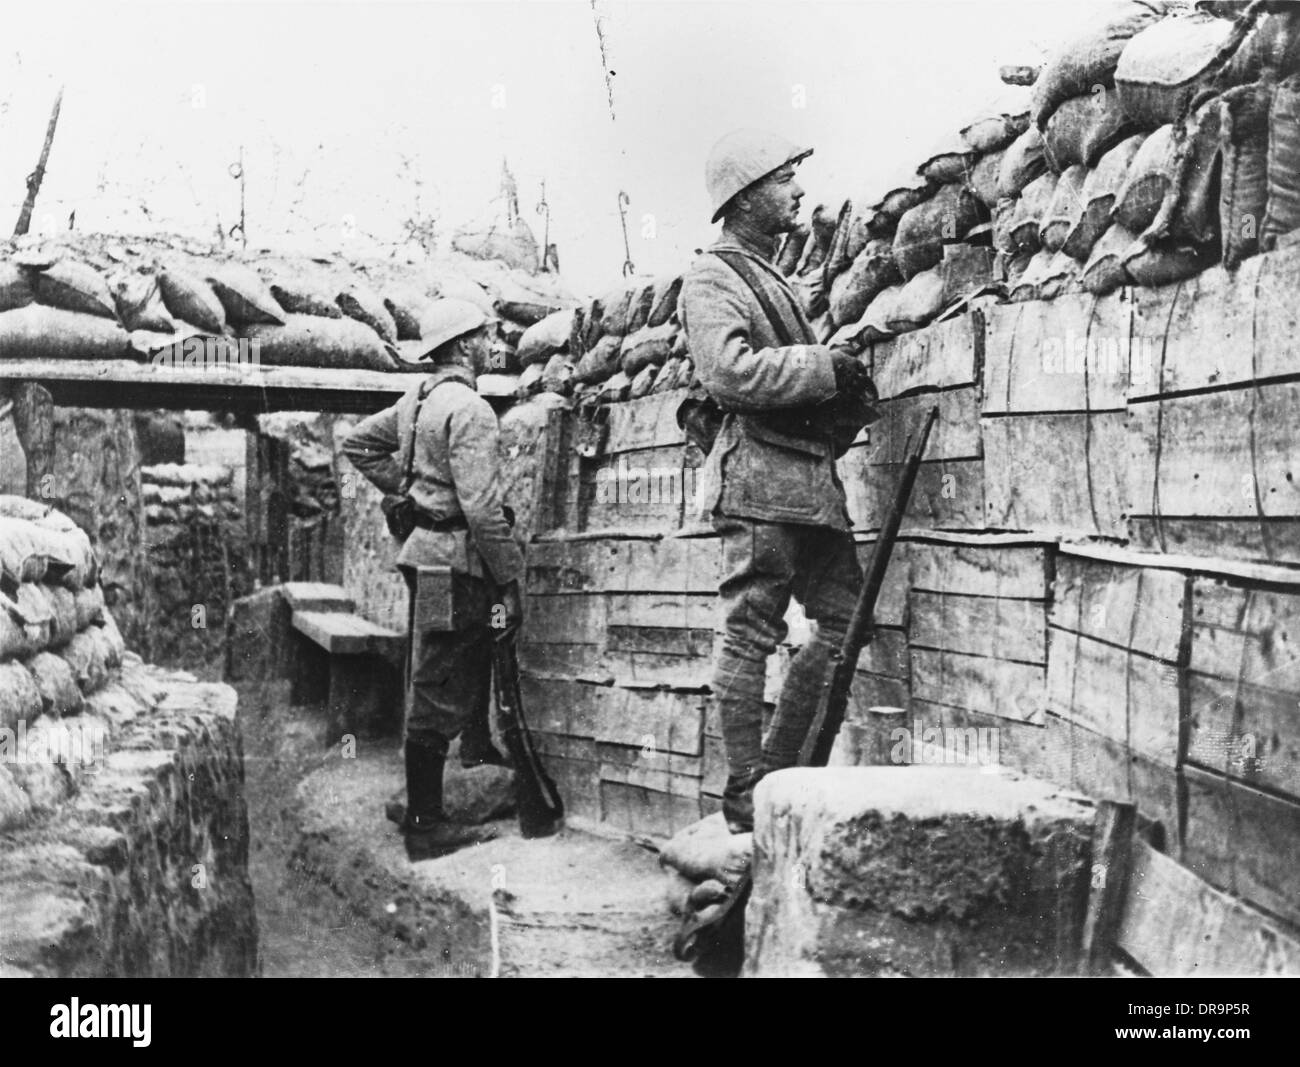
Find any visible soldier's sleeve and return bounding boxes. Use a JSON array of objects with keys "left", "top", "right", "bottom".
[
  {"left": 679, "top": 257, "right": 837, "bottom": 412},
  {"left": 340, "top": 403, "right": 405, "bottom": 495},
  {"left": 445, "top": 397, "right": 525, "bottom": 586}
]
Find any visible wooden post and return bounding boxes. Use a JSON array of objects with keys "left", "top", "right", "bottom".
[
  {"left": 1078, "top": 800, "right": 1138, "bottom": 975},
  {"left": 9, "top": 382, "right": 55, "bottom": 498}
]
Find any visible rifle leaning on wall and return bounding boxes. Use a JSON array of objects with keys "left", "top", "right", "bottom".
[
  {"left": 492, "top": 629, "right": 564, "bottom": 838},
  {"left": 672, "top": 403, "right": 940, "bottom": 971}
]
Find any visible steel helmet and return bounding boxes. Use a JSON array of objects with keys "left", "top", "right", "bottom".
[
  {"left": 705, "top": 129, "right": 813, "bottom": 224},
  {"left": 399, "top": 298, "right": 491, "bottom": 363}
]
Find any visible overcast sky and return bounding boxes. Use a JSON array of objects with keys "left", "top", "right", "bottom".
[{"left": 1, "top": 0, "right": 1102, "bottom": 294}]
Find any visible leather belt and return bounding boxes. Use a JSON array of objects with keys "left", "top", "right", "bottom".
[{"left": 411, "top": 512, "right": 469, "bottom": 532}]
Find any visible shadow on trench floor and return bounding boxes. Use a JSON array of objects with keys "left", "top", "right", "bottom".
[{"left": 230, "top": 678, "right": 692, "bottom": 978}]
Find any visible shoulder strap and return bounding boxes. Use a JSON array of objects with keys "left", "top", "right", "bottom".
[
  {"left": 712, "top": 249, "right": 812, "bottom": 347},
  {"left": 399, "top": 376, "right": 443, "bottom": 493}
]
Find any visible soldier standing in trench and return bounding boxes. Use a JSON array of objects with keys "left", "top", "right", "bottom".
[
  {"left": 678, "top": 130, "right": 878, "bottom": 836},
  {"left": 342, "top": 298, "right": 524, "bottom": 861}
]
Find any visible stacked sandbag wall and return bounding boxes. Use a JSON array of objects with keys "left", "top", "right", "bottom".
[{"left": 0, "top": 497, "right": 256, "bottom": 976}]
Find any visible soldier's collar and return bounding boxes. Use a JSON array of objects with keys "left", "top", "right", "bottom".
[
  {"left": 420, "top": 362, "right": 478, "bottom": 390},
  {"left": 716, "top": 220, "right": 781, "bottom": 262}
]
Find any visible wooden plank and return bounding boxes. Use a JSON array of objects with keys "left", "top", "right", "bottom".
[
  {"left": 1046, "top": 627, "right": 1181, "bottom": 767},
  {"left": 596, "top": 742, "right": 702, "bottom": 797},
  {"left": 1130, "top": 248, "right": 1300, "bottom": 398},
  {"left": 579, "top": 443, "right": 699, "bottom": 535},
  {"left": 849, "top": 457, "right": 986, "bottom": 533},
  {"left": 517, "top": 641, "right": 608, "bottom": 682},
  {"left": 853, "top": 538, "right": 917, "bottom": 626},
  {"left": 1188, "top": 672, "right": 1300, "bottom": 798},
  {"left": 545, "top": 755, "right": 602, "bottom": 823},
  {"left": 1183, "top": 765, "right": 1300, "bottom": 929},
  {"left": 518, "top": 675, "right": 604, "bottom": 738},
  {"left": 526, "top": 536, "right": 723, "bottom": 594},
  {"left": 592, "top": 687, "right": 706, "bottom": 756},
  {"left": 605, "top": 650, "right": 712, "bottom": 690},
  {"left": 906, "top": 539, "right": 1052, "bottom": 599},
  {"left": 909, "top": 590, "right": 1046, "bottom": 663},
  {"left": 856, "top": 625, "right": 908, "bottom": 678},
  {"left": 982, "top": 412, "right": 1126, "bottom": 538},
  {"left": 522, "top": 593, "right": 606, "bottom": 644},
  {"left": 0, "top": 358, "right": 417, "bottom": 415},
  {"left": 1117, "top": 835, "right": 1300, "bottom": 976},
  {"left": 598, "top": 780, "right": 700, "bottom": 838},
  {"left": 1056, "top": 537, "right": 1300, "bottom": 588},
  {"left": 1049, "top": 555, "right": 1188, "bottom": 663},
  {"left": 606, "top": 624, "right": 713, "bottom": 656},
  {"left": 859, "top": 387, "right": 982, "bottom": 465},
  {"left": 290, "top": 610, "right": 403, "bottom": 656},
  {"left": 531, "top": 732, "right": 599, "bottom": 761},
  {"left": 1079, "top": 801, "right": 1138, "bottom": 977},
  {"left": 1127, "top": 384, "right": 1300, "bottom": 521},
  {"left": 909, "top": 647, "right": 1045, "bottom": 724},
  {"left": 281, "top": 582, "right": 356, "bottom": 613},
  {"left": 702, "top": 734, "right": 727, "bottom": 794},
  {"left": 602, "top": 391, "right": 687, "bottom": 453},
  {"left": 870, "top": 309, "right": 982, "bottom": 397},
  {"left": 607, "top": 592, "right": 715, "bottom": 631},
  {"left": 1191, "top": 577, "right": 1300, "bottom": 682},
  {"left": 1129, "top": 516, "right": 1300, "bottom": 567},
  {"left": 983, "top": 290, "right": 1132, "bottom": 414}
]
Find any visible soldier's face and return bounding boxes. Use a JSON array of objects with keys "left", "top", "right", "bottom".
[
  {"left": 741, "top": 164, "right": 804, "bottom": 235},
  {"left": 462, "top": 327, "right": 492, "bottom": 375}
]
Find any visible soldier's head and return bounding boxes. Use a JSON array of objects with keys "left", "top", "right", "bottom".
[
  {"left": 408, "top": 299, "right": 493, "bottom": 375},
  {"left": 706, "top": 129, "right": 812, "bottom": 235}
]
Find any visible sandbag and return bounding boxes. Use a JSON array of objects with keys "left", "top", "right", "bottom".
[
  {"left": 828, "top": 240, "right": 901, "bottom": 327},
  {"left": 384, "top": 290, "right": 430, "bottom": 341},
  {"left": 620, "top": 323, "right": 676, "bottom": 376},
  {"left": 1082, "top": 223, "right": 1141, "bottom": 293},
  {"left": 623, "top": 281, "right": 657, "bottom": 335},
  {"left": 650, "top": 355, "right": 685, "bottom": 394},
  {"left": 1218, "top": 83, "right": 1272, "bottom": 268},
  {"left": 207, "top": 263, "right": 285, "bottom": 327},
  {"left": 776, "top": 227, "right": 809, "bottom": 276},
  {"left": 918, "top": 139, "right": 977, "bottom": 186},
  {"left": 1262, "top": 73, "right": 1300, "bottom": 250},
  {"left": 659, "top": 813, "right": 751, "bottom": 885},
  {"left": 1114, "top": 124, "right": 1177, "bottom": 234},
  {"left": 885, "top": 266, "right": 945, "bottom": 333},
  {"left": 0, "top": 515, "right": 90, "bottom": 590},
  {"left": 1040, "top": 166, "right": 1088, "bottom": 252},
  {"left": 1000, "top": 248, "right": 1036, "bottom": 289},
  {"left": 1043, "top": 87, "right": 1135, "bottom": 171},
  {"left": 1031, "top": 0, "right": 1172, "bottom": 128},
  {"left": 1009, "top": 172, "right": 1060, "bottom": 254},
  {"left": 821, "top": 200, "right": 858, "bottom": 286},
  {"left": 893, "top": 183, "right": 983, "bottom": 280},
  {"left": 539, "top": 353, "right": 574, "bottom": 396},
  {"left": 337, "top": 285, "right": 398, "bottom": 344},
  {"left": 25, "top": 650, "right": 83, "bottom": 717},
  {"left": 960, "top": 109, "right": 1031, "bottom": 154},
  {"left": 494, "top": 280, "right": 573, "bottom": 328},
  {"left": 267, "top": 275, "right": 343, "bottom": 318},
  {"left": 628, "top": 362, "right": 658, "bottom": 400},
  {"left": 0, "top": 261, "right": 34, "bottom": 313},
  {"left": 241, "top": 315, "right": 399, "bottom": 371},
  {"left": 647, "top": 274, "right": 683, "bottom": 327},
  {"left": 870, "top": 173, "right": 935, "bottom": 223},
  {"left": 58, "top": 626, "right": 110, "bottom": 694},
  {"left": 0, "top": 764, "right": 32, "bottom": 832},
  {"left": 0, "top": 661, "right": 41, "bottom": 731},
  {"left": 856, "top": 284, "right": 904, "bottom": 342},
  {"left": 45, "top": 585, "right": 78, "bottom": 649},
  {"left": 73, "top": 584, "right": 105, "bottom": 630},
  {"left": 940, "top": 244, "right": 997, "bottom": 308},
  {"left": 0, "top": 303, "right": 130, "bottom": 361},
  {"left": 1063, "top": 134, "right": 1146, "bottom": 260},
  {"left": 158, "top": 265, "right": 227, "bottom": 332},
  {"left": 596, "top": 370, "right": 631, "bottom": 405},
  {"left": 517, "top": 309, "right": 574, "bottom": 368},
  {"left": 516, "top": 361, "right": 544, "bottom": 397},
  {"left": 997, "top": 126, "right": 1049, "bottom": 199},
  {"left": 574, "top": 334, "right": 622, "bottom": 385},
  {"left": 789, "top": 271, "right": 827, "bottom": 321},
  {"left": 1122, "top": 237, "right": 1217, "bottom": 286},
  {"left": 0, "top": 598, "right": 31, "bottom": 659},
  {"left": 1148, "top": 96, "right": 1223, "bottom": 245},
  {"left": 596, "top": 287, "right": 634, "bottom": 338},
  {"left": 1010, "top": 250, "right": 1080, "bottom": 302},
  {"left": 451, "top": 215, "right": 539, "bottom": 273},
  {"left": 1116, "top": 9, "right": 1236, "bottom": 127},
  {"left": 1219, "top": 5, "right": 1300, "bottom": 84},
  {"left": 110, "top": 271, "right": 176, "bottom": 333},
  {"left": 31, "top": 259, "right": 116, "bottom": 319},
  {"left": 967, "top": 150, "right": 1006, "bottom": 209}
]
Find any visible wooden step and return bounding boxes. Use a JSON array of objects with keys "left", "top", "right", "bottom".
[{"left": 292, "top": 610, "right": 403, "bottom": 657}]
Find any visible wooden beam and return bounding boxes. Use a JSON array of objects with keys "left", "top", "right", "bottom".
[{"left": 1079, "top": 800, "right": 1138, "bottom": 976}]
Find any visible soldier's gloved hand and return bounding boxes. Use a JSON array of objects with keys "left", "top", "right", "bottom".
[{"left": 830, "top": 350, "right": 873, "bottom": 398}]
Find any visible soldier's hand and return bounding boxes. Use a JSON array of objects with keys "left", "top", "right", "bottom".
[{"left": 830, "top": 350, "right": 874, "bottom": 398}]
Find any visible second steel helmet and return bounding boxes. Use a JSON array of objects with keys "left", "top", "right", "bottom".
[
  {"left": 705, "top": 129, "right": 813, "bottom": 224},
  {"left": 399, "top": 298, "right": 491, "bottom": 363}
]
